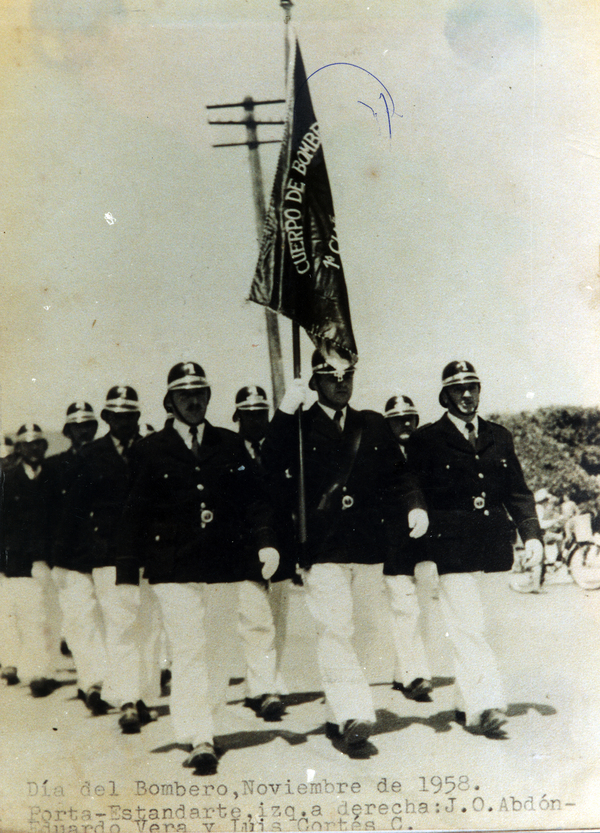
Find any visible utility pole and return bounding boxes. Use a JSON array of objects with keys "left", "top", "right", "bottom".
[{"left": 207, "top": 97, "right": 286, "bottom": 407}]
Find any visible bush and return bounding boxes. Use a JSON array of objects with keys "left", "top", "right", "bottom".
[{"left": 488, "top": 407, "right": 600, "bottom": 516}]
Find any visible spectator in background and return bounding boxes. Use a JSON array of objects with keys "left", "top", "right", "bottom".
[{"left": 535, "top": 488, "right": 566, "bottom": 587}]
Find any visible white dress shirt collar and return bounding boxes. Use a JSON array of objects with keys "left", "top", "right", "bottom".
[
  {"left": 244, "top": 437, "right": 264, "bottom": 459},
  {"left": 22, "top": 462, "right": 41, "bottom": 480},
  {"left": 447, "top": 411, "right": 479, "bottom": 440},
  {"left": 110, "top": 433, "right": 127, "bottom": 457},
  {"left": 318, "top": 402, "right": 347, "bottom": 431},
  {"left": 173, "top": 418, "right": 205, "bottom": 450}
]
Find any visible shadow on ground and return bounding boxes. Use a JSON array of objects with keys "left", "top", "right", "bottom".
[
  {"left": 372, "top": 675, "right": 455, "bottom": 691},
  {"left": 227, "top": 691, "right": 324, "bottom": 709},
  {"left": 151, "top": 726, "right": 309, "bottom": 758},
  {"left": 145, "top": 690, "right": 560, "bottom": 762}
]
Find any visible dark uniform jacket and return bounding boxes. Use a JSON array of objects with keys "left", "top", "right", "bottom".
[
  {"left": 53, "top": 434, "right": 139, "bottom": 574},
  {"left": 46, "top": 447, "right": 80, "bottom": 500},
  {"left": 406, "top": 413, "right": 542, "bottom": 574},
  {"left": 116, "top": 420, "right": 277, "bottom": 586},
  {"left": 46, "top": 447, "right": 82, "bottom": 548},
  {"left": 241, "top": 439, "right": 297, "bottom": 583},
  {"left": 383, "top": 433, "right": 428, "bottom": 577},
  {"left": 262, "top": 403, "right": 426, "bottom": 569},
  {"left": 1, "top": 463, "right": 55, "bottom": 577}
]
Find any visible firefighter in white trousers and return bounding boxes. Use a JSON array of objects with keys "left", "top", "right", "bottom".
[
  {"left": 262, "top": 352, "right": 428, "bottom": 757},
  {"left": 233, "top": 385, "right": 297, "bottom": 721},
  {"left": 117, "top": 363, "right": 280, "bottom": 774},
  {"left": 405, "top": 361, "right": 544, "bottom": 737},
  {"left": 54, "top": 387, "right": 162, "bottom": 728},
  {"left": 382, "top": 394, "right": 434, "bottom": 702},
  {"left": 1, "top": 424, "right": 62, "bottom": 696}
]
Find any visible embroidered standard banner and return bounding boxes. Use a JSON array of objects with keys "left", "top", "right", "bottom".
[{"left": 249, "top": 38, "right": 357, "bottom": 371}]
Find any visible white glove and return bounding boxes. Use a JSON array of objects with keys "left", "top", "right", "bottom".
[
  {"left": 259, "top": 547, "right": 280, "bottom": 580},
  {"left": 523, "top": 538, "right": 544, "bottom": 567},
  {"left": 279, "top": 378, "right": 307, "bottom": 414},
  {"left": 408, "top": 508, "right": 429, "bottom": 538}
]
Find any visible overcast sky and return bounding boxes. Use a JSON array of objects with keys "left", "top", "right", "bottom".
[{"left": 1, "top": 0, "right": 600, "bottom": 435}]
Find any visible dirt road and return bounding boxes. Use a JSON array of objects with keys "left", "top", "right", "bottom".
[{"left": 0, "top": 574, "right": 598, "bottom": 832}]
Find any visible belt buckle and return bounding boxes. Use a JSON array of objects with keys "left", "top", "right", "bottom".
[{"left": 201, "top": 508, "right": 214, "bottom": 527}]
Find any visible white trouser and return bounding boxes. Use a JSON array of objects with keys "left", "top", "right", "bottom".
[
  {"left": 438, "top": 572, "right": 507, "bottom": 724},
  {"left": 384, "top": 573, "right": 431, "bottom": 687},
  {"left": 302, "top": 562, "right": 377, "bottom": 727},
  {"left": 93, "top": 566, "right": 163, "bottom": 708},
  {"left": 52, "top": 567, "right": 108, "bottom": 692},
  {"left": 237, "top": 579, "right": 289, "bottom": 698},
  {"left": 152, "top": 582, "right": 234, "bottom": 747},
  {"left": 0, "top": 573, "right": 56, "bottom": 682},
  {"left": 32, "top": 560, "right": 63, "bottom": 670}
]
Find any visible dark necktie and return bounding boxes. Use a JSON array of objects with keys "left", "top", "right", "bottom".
[
  {"left": 251, "top": 440, "right": 262, "bottom": 463},
  {"left": 189, "top": 425, "right": 200, "bottom": 457},
  {"left": 465, "top": 421, "right": 477, "bottom": 449},
  {"left": 333, "top": 410, "right": 343, "bottom": 434}
]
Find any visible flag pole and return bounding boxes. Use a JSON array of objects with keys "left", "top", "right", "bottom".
[
  {"left": 292, "top": 320, "right": 307, "bottom": 546},
  {"left": 281, "top": 0, "right": 307, "bottom": 548}
]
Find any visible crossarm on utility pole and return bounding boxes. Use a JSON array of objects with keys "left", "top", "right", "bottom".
[{"left": 207, "top": 96, "right": 286, "bottom": 407}]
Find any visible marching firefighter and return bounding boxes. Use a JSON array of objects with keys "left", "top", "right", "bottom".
[
  {"left": 262, "top": 351, "right": 428, "bottom": 756},
  {"left": 48, "top": 401, "right": 110, "bottom": 713},
  {"left": 54, "top": 386, "right": 161, "bottom": 726},
  {"left": 116, "top": 362, "right": 279, "bottom": 774},
  {"left": 233, "top": 385, "right": 296, "bottom": 721},
  {"left": 382, "top": 394, "right": 433, "bottom": 702},
  {"left": 406, "top": 361, "right": 543, "bottom": 737},
  {"left": 0, "top": 424, "right": 62, "bottom": 696}
]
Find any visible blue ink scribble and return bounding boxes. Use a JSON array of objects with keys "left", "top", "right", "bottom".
[
  {"left": 378, "top": 92, "right": 392, "bottom": 137},
  {"left": 358, "top": 92, "right": 393, "bottom": 137},
  {"left": 301, "top": 62, "right": 397, "bottom": 138},
  {"left": 358, "top": 101, "right": 375, "bottom": 115}
]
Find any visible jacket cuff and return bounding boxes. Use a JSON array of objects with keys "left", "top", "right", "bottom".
[
  {"left": 255, "top": 525, "right": 278, "bottom": 551},
  {"left": 518, "top": 517, "right": 543, "bottom": 543},
  {"left": 116, "top": 559, "right": 140, "bottom": 586},
  {"left": 404, "top": 489, "right": 428, "bottom": 513}
]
